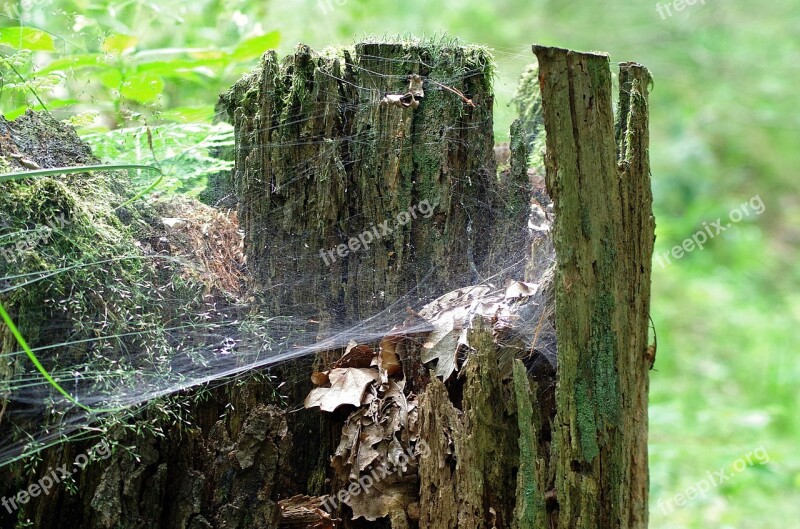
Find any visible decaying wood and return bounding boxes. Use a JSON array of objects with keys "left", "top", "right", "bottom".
[
  {"left": 0, "top": 42, "right": 654, "bottom": 529},
  {"left": 278, "top": 495, "right": 338, "bottom": 528},
  {"left": 304, "top": 46, "right": 654, "bottom": 529},
  {"left": 534, "top": 46, "right": 654, "bottom": 529},
  {"left": 218, "top": 42, "right": 501, "bottom": 328},
  {"left": 217, "top": 41, "right": 512, "bottom": 515}
]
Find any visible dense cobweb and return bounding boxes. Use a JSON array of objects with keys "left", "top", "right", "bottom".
[{"left": 0, "top": 47, "right": 556, "bottom": 468}]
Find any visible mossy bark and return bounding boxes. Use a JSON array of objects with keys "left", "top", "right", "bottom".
[
  {"left": 0, "top": 113, "right": 292, "bottom": 529},
  {"left": 218, "top": 42, "right": 501, "bottom": 324},
  {"left": 533, "top": 46, "right": 654, "bottom": 529}
]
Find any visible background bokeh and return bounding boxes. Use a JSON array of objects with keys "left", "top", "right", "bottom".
[{"left": 1, "top": 0, "right": 798, "bottom": 526}]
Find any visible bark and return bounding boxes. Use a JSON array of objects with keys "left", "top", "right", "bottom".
[
  {"left": 217, "top": 42, "right": 501, "bottom": 326},
  {"left": 533, "top": 46, "right": 654, "bottom": 528}
]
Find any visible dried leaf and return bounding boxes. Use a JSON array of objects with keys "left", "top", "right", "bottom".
[
  {"left": 408, "top": 74, "right": 424, "bottom": 98},
  {"left": 347, "top": 481, "right": 416, "bottom": 521},
  {"left": 415, "top": 282, "right": 546, "bottom": 379},
  {"left": 377, "top": 336, "right": 402, "bottom": 377},
  {"left": 335, "top": 340, "right": 375, "bottom": 368},
  {"left": 304, "top": 368, "right": 379, "bottom": 412},
  {"left": 504, "top": 280, "right": 539, "bottom": 299},
  {"left": 311, "top": 371, "right": 330, "bottom": 386},
  {"left": 421, "top": 329, "right": 460, "bottom": 380}
]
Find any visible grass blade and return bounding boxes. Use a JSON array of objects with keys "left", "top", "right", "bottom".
[{"left": 0, "top": 164, "right": 161, "bottom": 183}]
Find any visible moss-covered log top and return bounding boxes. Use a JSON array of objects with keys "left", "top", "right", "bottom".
[
  {"left": 218, "top": 39, "right": 532, "bottom": 336},
  {"left": 0, "top": 111, "right": 245, "bottom": 470}
]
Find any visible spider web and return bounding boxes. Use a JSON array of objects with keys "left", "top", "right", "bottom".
[{"left": 0, "top": 43, "right": 556, "bottom": 468}]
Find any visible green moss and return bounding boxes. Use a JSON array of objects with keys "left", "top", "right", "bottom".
[
  {"left": 575, "top": 378, "right": 600, "bottom": 462},
  {"left": 307, "top": 464, "right": 326, "bottom": 496},
  {"left": 0, "top": 141, "right": 228, "bottom": 463},
  {"left": 512, "top": 361, "right": 544, "bottom": 527},
  {"left": 572, "top": 233, "right": 622, "bottom": 463},
  {"left": 1, "top": 172, "right": 157, "bottom": 359},
  {"left": 590, "top": 291, "right": 620, "bottom": 424}
]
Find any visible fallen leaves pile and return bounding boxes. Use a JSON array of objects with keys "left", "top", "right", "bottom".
[{"left": 302, "top": 279, "right": 548, "bottom": 521}]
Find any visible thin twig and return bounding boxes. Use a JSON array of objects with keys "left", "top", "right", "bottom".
[{"left": 427, "top": 79, "right": 476, "bottom": 108}]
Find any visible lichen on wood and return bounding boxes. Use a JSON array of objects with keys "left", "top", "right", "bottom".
[{"left": 533, "top": 46, "right": 654, "bottom": 529}]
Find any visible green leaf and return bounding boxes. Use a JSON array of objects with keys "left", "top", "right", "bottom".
[
  {"left": 132, "top": 47, "right": 221, "bottom": 60},
  {"left": 119, "top": 72, "right": 164, "bottom": 103},
  {"left": 102, "top": 34, "right": 138, "bottom": 55},
  {"left": 37, "top": 54, "right": 105, "bottom": 76},
  {"left": 0, "top": 27, "right": 56, "bottom": 51},
  {"left": 159, "top": 106, "right": 216, "bottom": 123},
  {"left": 229, "top": 31, "right": 280, "bottom": 61},
  {"left": 97, "top": 68, "right": 123, "bottom": 90},
  {"left": 134, "top": 58, "right": 223, "bottom": 78}
]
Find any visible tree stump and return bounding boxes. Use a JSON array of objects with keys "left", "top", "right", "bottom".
[
  {"left": 221, "top": 42, "right": 654, "bottom": 529},
  {"left": 216, "top": 40, "right": 530, "bottom": 506},
  {"left": 0, "top": 42, "right": 653, "bottom": 529}
]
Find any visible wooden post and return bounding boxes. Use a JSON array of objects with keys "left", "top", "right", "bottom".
[{"left": 533, "top": 46, "right": 654, "bottom": 529}]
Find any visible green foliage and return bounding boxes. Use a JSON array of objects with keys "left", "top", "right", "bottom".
[
  {"left": 82, "top": 123, "right": 234, "bottom": 196},
  {"left": 1, "top": 4, "right": 280, "bottom": 126}
]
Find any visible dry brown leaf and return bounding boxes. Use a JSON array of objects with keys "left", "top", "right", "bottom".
[
  {"left": 347, "top": 481, "right": 416, "bottom": 521},
  {"left": 377, "top": 335, "right": 403, "bottom": 376},
  {"left": 421, "top": 329, "right": 461, "bottom": 380},
  {"left": 356, "top": 421, "right": 385, "bottom": 472},
  {"left": 311, "top": 371, "right": 330, "bottom": 386},
  {"left": 332, "top": 411, "right": 363, "bottom": 478},
  {"left": 335, "top": 340, "right": 375, "bottom": 368},
  {"left": 504, "top": 280, "right": 539, "bottom": 299},
  {"left": 415, "top": 281, "right": 544, "bottom": 379},
  {"left": 304, "top": 368, "right": 379, "bottom": 412}
]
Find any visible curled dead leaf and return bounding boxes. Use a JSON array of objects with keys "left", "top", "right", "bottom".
[
  {"left": 304, "top": 368, "right": 379, "bottom": 412},
  {"left": 335, "top": 340, "right": 375, "bottom": 368},
  {"left": 311, "top": 371, "right": 330, "bottom": 386},
  {"left": 377, "top": 335, "right": 402, "bottom": 377}
]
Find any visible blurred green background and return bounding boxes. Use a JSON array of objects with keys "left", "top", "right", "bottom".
[{"left": 1, "top": 0, "right": 798, "bottom": 526}]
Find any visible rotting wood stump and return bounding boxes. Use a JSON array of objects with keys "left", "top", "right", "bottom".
[
  {"left": 216, "top": 40, "right": 534, "bottom": 510},
  {"left": 0, "top": 41, "right": 653, "bottom": 529},
  {"left": 221, "top": 41, "right": 654, "bottom": 529}
]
